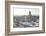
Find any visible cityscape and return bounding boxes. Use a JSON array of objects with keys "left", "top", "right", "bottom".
[{"left": 13, "top": 11, "right": 39, "bottom": 28}]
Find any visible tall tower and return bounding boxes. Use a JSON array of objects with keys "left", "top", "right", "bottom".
[
  {"left": 29, "top": 11, "right": 35, "bottom": 27},
  {"left": 29, "top": 11, "right": 31, "bottom": 16},
  {"left": 28, "top": 11, "right": 32, "bottom": 22}
]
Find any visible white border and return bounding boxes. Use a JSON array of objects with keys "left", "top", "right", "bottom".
[{"left": 10, "top": 5, "right": 42, "bottom": 32}]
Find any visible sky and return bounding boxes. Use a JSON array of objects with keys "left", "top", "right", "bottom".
[
  {"left": 13, "top": 5, "right": 39, "bottom": 16},
  {"left": 13, "top": 8, "right": 39, "bottom": 16}
]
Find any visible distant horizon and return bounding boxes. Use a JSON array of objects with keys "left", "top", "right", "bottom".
[{"left": 14, "top": 15, "right": 39, "bottom": 16}]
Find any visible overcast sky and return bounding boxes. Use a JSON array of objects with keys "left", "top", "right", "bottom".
[
  {"left": 13, "top": 5, "right": 39, "bottom": 16},
  {"left": 13, "top": 8, "right": 39, "bottom": 16}
]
